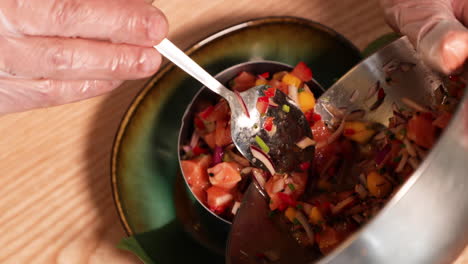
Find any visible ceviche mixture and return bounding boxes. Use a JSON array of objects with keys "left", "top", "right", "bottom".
[{"left": 180, "top": 61, "right": 464, "bottom": 257}]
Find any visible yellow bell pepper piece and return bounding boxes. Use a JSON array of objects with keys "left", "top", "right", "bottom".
[
  {"left": 282, "top": 73, "right": 302, "bottom": 88},
  {"left": 343, "top": 121, "right": 376, "bottom": 144},
  {"left": 285, "top": 207, "right": 297, "bottom": 222},
  {"left": 367, "top": 171, "right": 392, "bottom": 198},
  {"left": 309, "top": 206, "right": 324, "bottom": 225},
  {"left": 298, "top": 91, "right": 316, "bottom": 112},
  {"left": 255, "top": 78, "right": 268, "bottom": 86}
]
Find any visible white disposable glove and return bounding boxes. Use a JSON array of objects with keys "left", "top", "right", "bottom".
[
  {"left": 0, "top": 0, "right": 168, "bottom": 114},
  {"left": 381, "top": 0, "right": 468, "bottom": 75}
]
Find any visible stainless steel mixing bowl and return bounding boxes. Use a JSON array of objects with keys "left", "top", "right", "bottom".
[{"left": 178, "top": 37, "right": 468, "bottom": 263}]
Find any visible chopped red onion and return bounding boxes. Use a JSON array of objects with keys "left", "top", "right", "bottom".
[
  {"left": 250, "top": 145, "right": 276, "bottom": 175},
  {"left": 269, "top": 98, "right": 279, "bottom": 108},
  {"left": 182, "top": 145, "right": 192, "bottom": 154},
  {"left": 272, "top": 177, "right": 285, "bottom": 193},
  {"left": 189, "top": 132, "right": 200, "bottom": 149},
  {"left": 401, "top": 97, "right": 430, "bottom": 113},
  {"left": 396, "top": 151, "right": 409, "bottom": 173},
  {"left": 288, "top": 85, "right": 299, "bottom": 104},
  {"left": 375, "top": 144, "right": 391, "bottom": 165},
  {"left": 403, "top": 138, "right": 417, "bottom": 157},
  {"left": 366, "top": 81, "right": 380, "bottom": 100},
  {"left": 332, "top": 196, "right": 356, "bottom": 215},
  {"left": 253, "top": 169, "right": 267, "bottom": 189},
  {"left": 316, "top": 117, "right": 346, "bottom": 148},
  {"left": 295, "top": 211, "right": 315, "bottom": 245},
  {"left": 355, "top": 184, "right": 368, "bottom": 199},
  {"left": 296, "top": 137, "right": 316, "bottom": 149},
  {"left": 349, "top": 89, "right": 359, "bottom": 103},
  {"left": 228, "top": 150, "right": 251, "bottom": 167},
  {"left": 234, "top": 90, "right": 250, "bottom": 118},
  {"left": 408, "top": 157, "right": 420, "bottom": 170},
  {"left": 212, "top": 146, "right": 224, "bottom": 165},
  {"left": 346, "top": 109, "right": 366, "bottom": 120},
  {"left": 231, "top": 201, "right": 241, "bottom": 215}
]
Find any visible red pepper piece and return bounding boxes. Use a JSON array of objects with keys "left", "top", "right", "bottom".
[
  {"left": 299, "top": 162, "right": 310, "bottom": 171},
  {"left": 313, "top": 113, "right": 322, "bottom": 122},
  {"left": 259, "top": 72, "right": 270, "bottom": 79},
  {"left": 377, "top": 88, "right": 386, "bottom": 100},
  {"left": 264, "top": 87, "right": 276, "bottom": 98},
  {"left": 193, "top": 146, "right": 208, "bottom": 156},
  {"left": 263, "top": 117, "right": 274, "bottom": 131},
  {"left": 258, "top": 96, "right": 269, "bottom": 103},
  {"left": 199, "top": 106, "right": 214, "bottom": 120}
]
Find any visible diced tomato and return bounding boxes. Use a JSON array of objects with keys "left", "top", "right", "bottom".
[
  {"left": 263, "top": 117, "right": 274, "bottom": 131},
  {"left": 377, "top": 87, "right": 386, "bottom": 100},
  {"left": 449, "top": 75, "right": 460, "bottom": 82},
  {"left": 202, "top": 131, "right": 216, "bottom": 149},
  {"left": 407, "top": 114, "right": 436, "bottom": 148},
  {"left": 259, "top": 72, "right": 270, "bottom": 79},
  {"left": 290, "top": 172, "right": 308, "bottom": 198},
  {"left": 199, "top": 105, "right": 214, "bottom": 120},
  {"left": 231, "top": 71, "right": 257, "bottom": 92},
  {"left": 311, "top": 120, "right": 337, "bottom": 172},
  {"left": 264, "top": 87, "right": 276, "bottom": 98},
  {"left": 181, "top": 155, "right": 212, "bottom": 203},
  {"left": 256, "top": 96, "right": 269, "bottom": 115},
  {"left": 205, "top": 100, "right": 229, "bottom": 123},
  {"left": 269, "top": 79, "right": 289, "bottom": 95},
  {"left": 433, "top": 111, "right": 452, "bottom": 129},
  {"left": 215, "top": 120, "right": 232, "bottom": 147},
  {"left": 291, "top": 62, "right": 313, "bottom": 82},
  {"left": 316, "top": 226, "right": 341, "bottom": 255},
  {"left": 206, "top": 186, "right": 234, "bottom": 214},
  {"left": 207, "top": 162, "right": 242, "bottom": 190}
]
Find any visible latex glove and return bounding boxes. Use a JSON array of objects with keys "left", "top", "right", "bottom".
[
  {"left": 0, "top": 0, "right": 168, "bottom": 114},
  {"left": 381, "top": 0, "right": 468, "bottom": 75}
]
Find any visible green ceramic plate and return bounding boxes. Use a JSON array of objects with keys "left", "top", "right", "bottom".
[{"left": 111, "top": 16, "right": 362, "bottom": 263}]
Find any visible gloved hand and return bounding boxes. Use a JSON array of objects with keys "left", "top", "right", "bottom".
[
  {"left": 0, "top": 0, "right": 168, "bottom": 114},
  {"left": 381, "top": 0, "right": 468, "bottom": 75}
]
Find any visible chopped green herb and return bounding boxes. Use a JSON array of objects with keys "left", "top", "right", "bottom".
[
  {"left": 293, "top": 218, "right": 300, "bottom": 225},
  {"left": 317, "top": 220, "right": 324, "bottom": 226},
  {"left": 209, "top": 173, "right": 214, "bottom": 177},
  {"left": 298, "top": 87, "right": 305, "bottom": 93},
  {"left": 389, "top": 134, "right": 396, "bottom": 140},
  {"left": 296, "top": 204, "right": 303, "bottom": 210},
  {"left": 255, "top": 135, "right": 270, "bottom": 153},
  {"left": 393, "top": 156, "right": 402, "bottom": 163},
  {"left": 282, "top": 104, "right": 290, "bottom": 113},
  {"left": 385, "top": 130, "right": 393, "bottom": 136},
  {"left": 253, "top": 124, "right": 258, "bottom": 129},
  {"left": 288, "top": 183, "right": 296, "bottom": 191},
  {"left": 385, "top": 77, "right": 392, "bottom": 83},
  {"left": 400, "top": 128, "right": 407, "bottom": 135},
  {"left": 400, "top": 143, "right": 406, "bottom": 148}
]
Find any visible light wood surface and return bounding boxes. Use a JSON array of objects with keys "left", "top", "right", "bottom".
[{"left": 0, "top": 0, "right": 466, "bottom": 263}]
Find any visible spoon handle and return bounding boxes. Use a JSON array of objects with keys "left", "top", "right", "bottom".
[{"left": 155, "top": 38, "right": 231, "bottom": 97}]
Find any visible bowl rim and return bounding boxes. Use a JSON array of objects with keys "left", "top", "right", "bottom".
[{"left": 110, "top": 15, "right": 362, "bottom": 236}]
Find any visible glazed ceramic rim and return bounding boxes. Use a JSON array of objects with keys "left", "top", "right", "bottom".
[{"left": 110, "top": 16, "right": 361, "bottom": 236}]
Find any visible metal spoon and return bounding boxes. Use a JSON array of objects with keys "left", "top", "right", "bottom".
[{"left": 156, "top": 39, "right": 314, "bottom": 173}]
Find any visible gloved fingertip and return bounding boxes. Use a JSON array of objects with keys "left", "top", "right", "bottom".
[
  {"left": 137, "top": 48, "right": 162, "bottom": 76},
  {"left": 147, "top": 11, "right": 169, "bottom": 43},
  {"left": 439, "top": 31, "right": 468, "bottom": 74}
]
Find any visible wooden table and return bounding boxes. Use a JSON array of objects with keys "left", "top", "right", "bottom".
[{"left": 0, "top": 0, "right": 466, "bottom": 263}]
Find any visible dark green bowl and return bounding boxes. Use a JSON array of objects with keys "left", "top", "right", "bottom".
[{"left": 111, "top": 16, "right": 362, "bottom": 263}]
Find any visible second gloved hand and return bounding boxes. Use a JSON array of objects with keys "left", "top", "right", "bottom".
[
  {"left": 0, "top": 0, "right": 168, "bottom": 114},
  {"left": 381, "top": 0, "right": 468, "bottom": 75}
]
